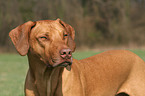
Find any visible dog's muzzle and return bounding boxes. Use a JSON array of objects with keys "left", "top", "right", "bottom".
[{"left": 58, "top": 61, "right": 72, "bottom": 71}]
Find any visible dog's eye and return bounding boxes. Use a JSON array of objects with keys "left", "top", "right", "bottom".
[
  {"left": 40, "top": 36, "right": 48, "bottom": 40},
  {"left": 40, "top": 36, "right": 47, "bottom": 39},
  {"left": 64, "top": 34, "right": 68, "bottom": 37},
  {"left": 63, "top": 34, "right": 68, "bottom": 40}
]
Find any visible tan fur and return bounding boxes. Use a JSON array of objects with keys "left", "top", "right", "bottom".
[{"left": 9, "top": 19, "right": 145, "bottom": 96}]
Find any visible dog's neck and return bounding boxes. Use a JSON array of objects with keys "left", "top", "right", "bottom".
[
  {"left": 47, "top": 67, "right": 64, "bottom": 95},
  {"left": 27, "top": 52, "right": 64, "bottom": 95},
  {"left": 27, "top": 52, "right": 50, "bottom": 76}
]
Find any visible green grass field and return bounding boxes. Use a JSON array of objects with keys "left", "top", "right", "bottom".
[{"left": 0, "top": 50, "right": 145, "bottom": 96}]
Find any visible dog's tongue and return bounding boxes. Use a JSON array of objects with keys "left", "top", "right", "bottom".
[{"left": 66, "top": 65, "right": 71, "bottom": 71}]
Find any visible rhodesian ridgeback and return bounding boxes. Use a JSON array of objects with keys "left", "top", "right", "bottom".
[{"left": 9, "top": 19, "right": 145, "bottom": 96}]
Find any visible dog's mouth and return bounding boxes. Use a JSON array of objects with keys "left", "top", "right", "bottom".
[
  {"left": 58, "top": 61, "right": 72, "bottom": 71},
  {"left": 53, "top": 60, "right": 72, "bottom": 71},
  {"left": 45, "top": 58, "right": 72, "bottom": 71}
]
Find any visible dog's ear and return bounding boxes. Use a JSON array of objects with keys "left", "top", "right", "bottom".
[
  {"left": 9, "top": 21, "right": 36, "bottom": 56},
  {"left": 57, "top": 19, "right": 76, "bottom": 52},
  {"left": 67, "top": 35, "right": 76, "bottom": 52}
]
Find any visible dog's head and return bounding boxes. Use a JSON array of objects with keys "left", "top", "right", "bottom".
[{"left": 9, "top": 19, "right": 76, "bottom": 71}]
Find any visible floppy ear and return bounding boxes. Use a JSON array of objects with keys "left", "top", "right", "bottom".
[
  {"left": 9, "top": 21, "right": 36, "bottom": 56},
  {"left": 67, "top": 35, "right": 76, "bottom": 52},
  {"left": 58, "top": 19, "right": 76, "bottom": 52}
]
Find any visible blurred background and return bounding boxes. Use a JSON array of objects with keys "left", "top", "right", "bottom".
[
  {"left": 1, "top": 0, "right": 145, "bottom": 96},
  {"left": 1, "top": 0, "right": 145, "bottom": 52}
]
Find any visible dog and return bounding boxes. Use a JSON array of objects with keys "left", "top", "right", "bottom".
[{"left": 9, "top": 19, "right": 145, "bottom": 96}]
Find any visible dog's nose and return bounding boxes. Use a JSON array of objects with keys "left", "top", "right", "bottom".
[{"left": 60, "top": 48, "right": 72, "bottom": 59}]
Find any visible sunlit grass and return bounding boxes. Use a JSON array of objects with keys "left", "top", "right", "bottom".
[{"left": 0, "top": 54, "right": 28, "bottom": 96}]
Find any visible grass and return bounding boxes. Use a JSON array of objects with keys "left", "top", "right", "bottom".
[
  {"left": 0, "top": 54, "right": 28, "bottom": 96},
  {"left": 0, "top": 49, "right": 145, "bottom": 96}
]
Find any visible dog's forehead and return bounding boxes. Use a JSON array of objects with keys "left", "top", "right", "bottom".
[
  {"left": 32, "top": 20, "right": 65, "bottom": 35},
  {"left": 38, "top": 20, "right": 64, "bottom": 31}
]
